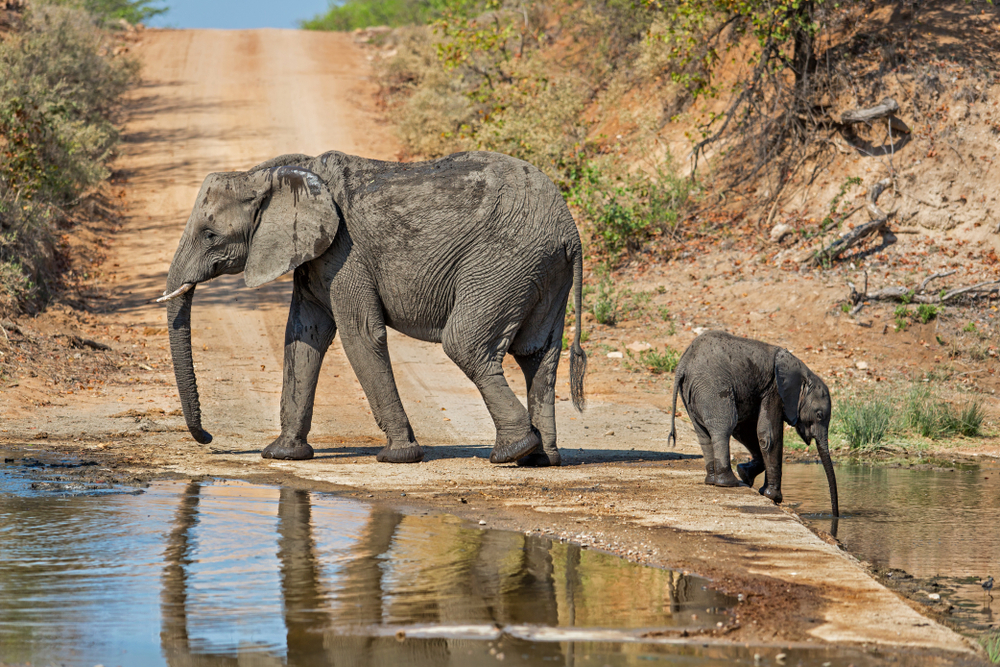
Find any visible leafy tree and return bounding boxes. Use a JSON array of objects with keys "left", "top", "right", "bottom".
[{"left": 48, "top": 0, "right": 168, "bottom": 24}]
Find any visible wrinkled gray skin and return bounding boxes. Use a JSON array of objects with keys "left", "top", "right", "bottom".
[
  {"left": 668, "top": 330, "right": 838, "bottom": 517},
  {"left": 163, "top": 150, "right": 586, "bottom": 466}
]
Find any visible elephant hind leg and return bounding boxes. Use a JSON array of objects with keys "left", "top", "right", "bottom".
[
  {"left": 442, "top": 312, "right": 535, "bottom": 464},
  {"left": 733, "top": 423, "right": 766, "bottom": 487},
  {"left": 513, "top": 334, "right": 563, "bottom": 467}
]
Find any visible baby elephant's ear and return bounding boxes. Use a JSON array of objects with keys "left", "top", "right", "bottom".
[
  {"left": 774, "top": 349, "right": 806, "bottom": 426},
  {"left": 244, "top": 166, "right": 340, "bottom": 288}
]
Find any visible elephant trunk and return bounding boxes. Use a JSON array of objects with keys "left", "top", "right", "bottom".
[
  {"left": 816, "top": 428, "right": 838, "bottom": 517},
  {"left": 166, "top": 284, "right": 213, "bottom": 444}
]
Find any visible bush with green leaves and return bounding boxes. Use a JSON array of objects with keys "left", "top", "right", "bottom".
[
  {"left": 301, "top": 0, "right": 459, "bottom": 31},
  {"left": 48, "top": 0, "right": 167, "bottom": 25},
  {"left": 627, "top": 346, "right": 680, "bottom": 374},
  {"left": 0, "top": 4, "right": 138, "bottom": 314}
]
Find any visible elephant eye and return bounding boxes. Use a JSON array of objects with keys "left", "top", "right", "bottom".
[
  {"left": 817, "top": 411, "right": 825, "bottom": 420},
  {"left": 203, "top": 229, "right": 218, "bottom": 243}
]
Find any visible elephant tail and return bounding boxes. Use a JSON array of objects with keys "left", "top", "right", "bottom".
[
  {"left": 569, "top": 245, "right": 587, "bottom": 412},
  {"left": 668, "top": 369, "right": 684, "bottom": 448}
]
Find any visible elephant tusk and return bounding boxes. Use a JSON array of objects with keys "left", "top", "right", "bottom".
[{"left": 156, "top": 283, "right": 195, "bottom": 303}]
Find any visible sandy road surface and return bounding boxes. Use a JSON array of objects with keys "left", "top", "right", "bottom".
[{"left": 0, "top": 28, "right": 982, "bottom": 658}]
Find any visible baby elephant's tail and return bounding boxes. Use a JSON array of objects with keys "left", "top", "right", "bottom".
[
  {"left": 569, "top": 246, "right": 587, "bottom": 412},
  {"left": 667, "top": 369, "right": 684, "bottom": 448}
]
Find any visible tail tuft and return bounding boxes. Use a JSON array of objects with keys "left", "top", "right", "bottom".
[{"left": 570, "top": 344, "right": 587, "bottom": 412}]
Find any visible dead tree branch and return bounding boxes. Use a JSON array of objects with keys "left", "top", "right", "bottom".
[
  {"left": 809, "top": 178, "right": 892, "bottom": 266},
  {"left": 846, "top": 270, "right": 1000, "bottom": 306}
]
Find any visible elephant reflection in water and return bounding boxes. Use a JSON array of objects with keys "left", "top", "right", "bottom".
[{"left": 158, "top": 485, "right": 698, "bottom": 666}]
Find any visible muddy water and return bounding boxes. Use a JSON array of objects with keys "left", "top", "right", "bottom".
[
  {"left": 783, "top": 461, "right": 1000, "bottom": 636},
  {"left": 0, "top": 467, "right": 953, "bottom": 667}
]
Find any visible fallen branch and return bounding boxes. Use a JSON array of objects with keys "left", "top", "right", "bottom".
[
  {"left": 809, "top": 178, "right": 893, "bottom": 266},
  {"left": 846, "top": 270, "right": 1000, "bottom": 306}
]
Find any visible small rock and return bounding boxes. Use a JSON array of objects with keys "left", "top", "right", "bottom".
[
  {"left": 928, "top": 593, "right": 941, "bottom": 600},
  {"left": 770, "top": 223, "right": 794, "bottom": 243},
  {"left": 626, "top": 341, "right": 652, "bottom": 352},
  {"left": 479, "top": 520, "right": 487, "bottom": 525},
  {"left": 776, "top": 654, "right": 787, "bottom": 665},
  {"left": 604, "top": 430, "right": 614, "bottom": 436},
  {"left": 855, "top": 361, "right": 869, "bottom": 370},
  {"left": 692, "top": 327, "right": 707, "bottom": 336},
  {"left": 606, "top": 351, "right": 624, "bottom": 359}
]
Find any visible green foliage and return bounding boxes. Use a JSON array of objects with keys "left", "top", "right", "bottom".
[
  {"left": 627, "top": 345, "right": 680, "bottom": 373},
  {"left": 0, "top": 4, "right": 137, "bottom": 314},
  {"left": 48, "top": 0, "right": 168, "bottom": 24},
  {"left": 561, "top": 327, "right": 590, "bottom": 350},
  {"left": 302, "top": 0, "right": 456, "bottom": 31},
  {"left": 916, "top": 304, "right": 938, "bottom": 324},
  {"left": 569, "top": 161, "right": 693, "bottom": 261},
  {"left": 0, "top": 5, "right": 138, "bottom": 202},
  {"left": 980, "top": 630, "right": 1000, "bottom": 665},
  {"left": 591, "top": 276, "right": 619, "bottom": 325},
  {"left": 905, "top": 387, "right": 983, "bottom": 440},
  {"left": 962, "top": 321, "right": 977, "bottom": 333},
  {"left": 837, "top": 393, "right": 893, "bottom": 451},
  {"left": 840, "top": 302, "right": 851, "bottom": 313}
]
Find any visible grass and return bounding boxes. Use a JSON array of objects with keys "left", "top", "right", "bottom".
[
  {"left": 905, "top": 387, "right": 984, "bottom": 439},
  {"left": 626, "top": 346, "right": 680, "bottom": 374},
  {"left": 832, "top": 384, "right": 987, "bottom": 451},
  {"left": 837, "top": 393, "right": 894, "bottom": 451},
  {"left": 981, "top": 630, "right": 1000, "bottom": 665}
]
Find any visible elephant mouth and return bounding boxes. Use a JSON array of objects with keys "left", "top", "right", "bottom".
[{"left": 157, "top": 282, "right": 195, "bottom": 303}]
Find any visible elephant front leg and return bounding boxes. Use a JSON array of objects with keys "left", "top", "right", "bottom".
[
  {"left": 338, "top": 312, "right": 423, "bottom": 464},
  {"left": 756, "top": 394, "right": 785, "bottom": 503},
  {"left": 264, "top": 286, "right": 336, "bottom": 461}
]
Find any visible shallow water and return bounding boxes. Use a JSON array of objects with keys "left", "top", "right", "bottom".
[
  {"left": 0, "top": 459, "right": 974, "bottom": 666},
  {"left": 782, "top": 461, "right": 1000, "bottom": 635}
]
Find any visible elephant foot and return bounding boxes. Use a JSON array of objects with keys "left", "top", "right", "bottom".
[
  {"left": 704, "top": 462, "right": 741, "bottom": 487},
  {"left": 490, "top": 430, "right": 541, "bottom": 464},
  {"left": 516, "top": 444, "right": 561, "bottom": 467},
  {"left": 262, "top": 437, "right": 314, "bottom": 461},
  {"left": 376, "top": 443, "right": 424, "bottom": 464},
  {"left": 737, "top": 460, "right": 765, "bottom": 486},
  {"left": 760, "top": 485, "right": 783, "bottom": 504}
]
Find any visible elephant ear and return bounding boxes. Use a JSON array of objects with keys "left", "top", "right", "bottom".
[
  {"left": 244, "top": 166, "right": 340, "bottom": 288},
  {"left": 775, "top": 349, "right": 806, "bottom": 426}
]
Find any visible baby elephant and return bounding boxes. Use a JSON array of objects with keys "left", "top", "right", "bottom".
[{"left": 668, "top": 330, "right": 839, "bottom": 516}]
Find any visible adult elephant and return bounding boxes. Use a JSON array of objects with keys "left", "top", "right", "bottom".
[
  {"left": 668, "top": 331, "right": 838, "bottom": 516},
  {"left": 159, "top": 150, "right": 586, "bottom": 466}
]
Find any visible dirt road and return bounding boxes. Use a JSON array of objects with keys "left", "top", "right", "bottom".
[{"left": 0, "top": 28, "right": 983, "bottom": 659}]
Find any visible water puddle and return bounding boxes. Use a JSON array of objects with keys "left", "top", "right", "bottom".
[
  {"left": 0, "top": 455, "right": 973, "bottom": 666},
  {"left": 783, "top": 461, "right": 1000, "bottom": 637}
]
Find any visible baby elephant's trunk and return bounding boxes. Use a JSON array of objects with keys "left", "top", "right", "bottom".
[{"left": 815, "top": 428, "right": 839, "bottom": 517}]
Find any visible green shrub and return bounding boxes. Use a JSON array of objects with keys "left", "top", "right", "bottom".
[
  {"left": 49, "top": 0, "right": 167, "bottom": 25},
  {"left": 916, "top": 304, "right": 938, "bottom": 324},
  {"left": 591, "top": 277, "right": 619, "bottom": 325},
  {"left": 569, "top": 161, "right": 693, "bottom": 261},
  {"left": 0, "top": 4, "right": 137, "bottom": 314},
  {"left": 0, "top": 4, "right": 138, "bottom": 202},
  {"left": 302, "top": 0, "right": 457, "bottom": 30},
  {"left": 628, "top": 346, "right": 680, "bottom": 374},
  {"left": 838, "top": 394, "right": 893, "bottom": 450}
]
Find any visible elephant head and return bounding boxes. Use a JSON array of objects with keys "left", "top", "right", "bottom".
[
  {"left": 775, "top": 349, "right": 839, "bottom": 517},
  {"left": 159, "top": 165, "right": 340, "bottom": 444}
]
